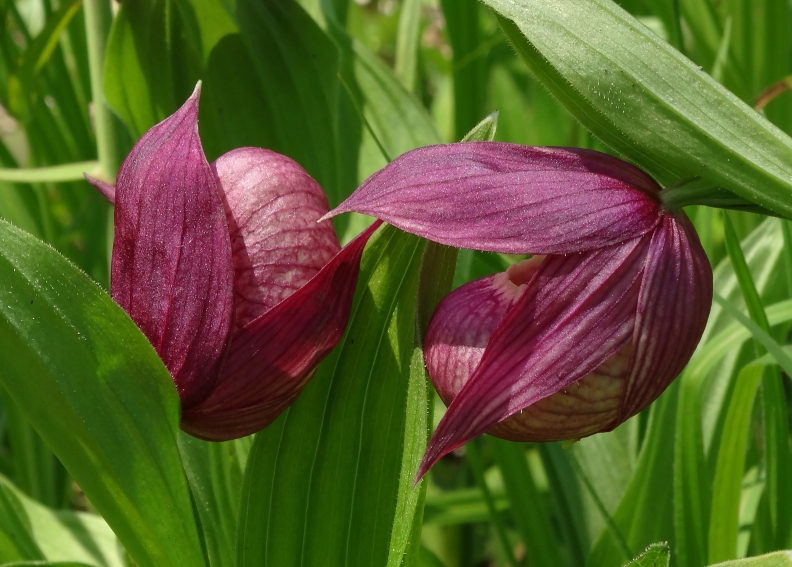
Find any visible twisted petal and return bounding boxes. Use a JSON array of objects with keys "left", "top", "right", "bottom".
[
  {"left": 328, "top": 143, "right": 661, "bottom": 255},
  {"left": 620, "top": 213, "right": 713, "bottom": 419},
  {"left": 181, "top": 221, "right": 382, "bottom": 441},
  {"left": 416, "top": 233, "right": 653, "bottom": 480},
  {"left": 213, "top": 147, "right": 341, "bottom": 328},
  {"left": 110, "top": 84, "right": 234, "bottom": 409}
]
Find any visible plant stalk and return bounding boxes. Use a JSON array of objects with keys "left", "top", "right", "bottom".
[{"left": 83, "top": 0, "right": 123, "bottom": 181}]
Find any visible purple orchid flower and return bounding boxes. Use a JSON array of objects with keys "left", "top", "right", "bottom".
[
  {"left": 86, "top": 85, "right": 379, "bottom": 441},
  {"left": 326, "top": 142, "right": 713, "bottom": 479}
]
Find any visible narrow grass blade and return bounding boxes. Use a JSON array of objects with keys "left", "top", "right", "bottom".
[
  {"left": 708, "top": 364, "right": 763, "bottom": 563},
  {"left": 491, "top": 439, "right": 563, "bottom": 567}
]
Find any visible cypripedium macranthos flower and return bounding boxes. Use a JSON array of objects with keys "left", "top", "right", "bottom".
[
  {"left": 86, "top": 85, "right": 379, "bottom": 441},
  {"left": 326, "top": 142, "right": 712, "bottom": 479}
]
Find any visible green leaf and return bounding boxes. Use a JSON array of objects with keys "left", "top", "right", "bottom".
[
  {"left": 394, "top": 0, "right": 423, "bottom": 91},
  {"left": 440, "top": 0, "right": 488, "bottom": 139},
  {"left": 623, "top": 542, "right": 669, "bottom": 567},
  {"left": 0, "top": 475, "right": 124, "bottom": 566},
  {"left": 237, "top": 226, "right": 426, "bottom": 567},
  {"left": 0, "top": 219, "right": 205, "bottom": 567},
  {"left": 491, "top": 439, "right": 563, "bottom": 567},
  {"left": 722, "top": 213, "right": 792, "bottom": 549},
  {"left": 586, "top": 384, "right": 679, "bottom": 566},
  {"left": 104, "top": 0, "right": 200, "bottom": 138},
  {"left": 708, "top": 364, "right": 763, "bottom": 564},
  {"left": 673, "top": 370, "right": 710, "bottom": 567},
  {"left": 17, "top": 0, "right": 82, "bottom": 84},
  {"left": 461, "top": 111, "right": 499, "bottom": 142},
  {"left": 202, "top": 0, "right": 344, "bottom": 203},
  {"left": 710, "top": 551, "right": 792, "bottom": 566},
  {"left": 485, "top": 0, "right": 792, "bottom": 217},
  {"left": 178, "top": 435, "right": 246, "bottom": 567}
]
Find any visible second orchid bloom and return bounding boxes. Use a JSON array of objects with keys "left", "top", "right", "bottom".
[
  {"left": 328, "top": 142, "right": 713, "bottom": 479},
  {"left": 88, "top": 85, "right": 379, "bottom": 441}
]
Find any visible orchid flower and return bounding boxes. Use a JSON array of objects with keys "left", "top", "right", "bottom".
[
  {"left": 86, "top": 85, "right": 379, "bottom": 441},
  {"left": 326, "top": 142, "right": 713, "bottom": 479}
]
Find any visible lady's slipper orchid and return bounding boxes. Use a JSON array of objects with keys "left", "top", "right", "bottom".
[
  {"left": 86, "top": 85, "right": 379, "bottom": 441},
  {"left": 326, "top": 142, "right": 713, "bottom": 479}
]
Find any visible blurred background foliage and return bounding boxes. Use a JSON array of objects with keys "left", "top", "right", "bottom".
[{"left": 0, "top": 0, "right": 791, "bottom": 565}]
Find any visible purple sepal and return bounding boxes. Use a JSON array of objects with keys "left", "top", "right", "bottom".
[
  {"left": 181, "top": 220, "right": 382, "bottom": 441},
  {"left": 111, "top": 84, "right": 234, "bottom": 409},
  {"left": 416, "top": 233, "right": 653, "bottom": 480},
  {"left": 620, "top": 214, "right": 712, "bottom": 419},
  {"left": 328, "top": 143, "right": 662, "bottom": 255}
]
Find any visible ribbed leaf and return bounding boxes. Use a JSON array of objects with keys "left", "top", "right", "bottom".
[
  {"left": 708, "top": 364, "right": 762, "bottom": 564},
  {"left": 236, "top": 225, "right": 426, "bottom": 566},
  {"left": 0, "top": 219, "right": 205, "bottom": 567},
  {"left": 485, "top": 0, "right": 792, "bottom": 217}
]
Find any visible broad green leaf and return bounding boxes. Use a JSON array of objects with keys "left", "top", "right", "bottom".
[
  {"left": 710, "top": 551, "right": 792, "bottom": 566},
  {"left": 573, "top": 422, "right": 639, "bottom": 543},
  {"left": 237, "top": 226, "right": 426, "bottom": 567},
  {"left": 178, "top": 435, "right": 245, "bottom": 567},
  {"left": 539, "top": 443, "right": 589, "bottom": 565},
  {"left": 485, "top": 0, "right": 792, "bottom": 217},
  {"left": 0, "top": 220, "right": 205, "bottom": 567},
  {"left": 708, "top": 364, "right": 763, "bottom": 563},
  {"left": 203, "top": 0, "right": 343, "bottom": 203},
  {"left": 0, "top": 475, "right": 124, "bottom": 567},
  {"left": 623, "top": 542, "right": 669, "bottom": 567},
  {"left": 104, "top": 0, "right": 200, "bottom": 138},
  {"left": 0, "top": 475, "right": 45, "bottom": 563},
  {"left": 586, "top": 384, "right": 678, "bottom": 567}
]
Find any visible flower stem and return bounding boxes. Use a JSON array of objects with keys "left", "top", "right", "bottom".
[{"left": 83, "top": 0, "right": 123, "bottom": 181}]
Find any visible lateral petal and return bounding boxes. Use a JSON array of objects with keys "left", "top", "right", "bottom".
[
  {"left": 620, "top": 213, "right": 713, "bottom": 419},
  {"left": 213, "top": 148, "right": 341, "bottom": 329},
  {"left": 416, "top": 234, "right": 652, "bottom": 479},
  {"left": 328, "top": 143, "right": 661, "bottom": 254},
  {"left": 180, "top": 220, "right": 382, "bottom": 441},
  {"left": 111, "top": 84, "right": 234, "bottom": 409}
]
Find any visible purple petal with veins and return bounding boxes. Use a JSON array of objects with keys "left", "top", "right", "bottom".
[
  {"left": 327, "top": 143, "right": 661, "bottom": 255},
  {"left": 181, "top": 220, "right": 382, "bottom": 441},
  {"left": 620, "top": 213, "right": 712, "bottom": 420},
  {"left": 416, "top": 232, "right": 653, "bottom": 480},
  {"left": 111, "top": 84, "right": 234, "bottom": 409},
  {"left": 213, "top": 147, "right": 341, "bottom": 328}
]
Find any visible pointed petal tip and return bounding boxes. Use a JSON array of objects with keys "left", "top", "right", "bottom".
[
  {"left": 317, "top": 210, "right": 336, "bottom": 223},
  {"left": 191, "top": 80, "right": 202, "bottom": 101},
  {"left": 84, "top": 173, "right": 116, "bottom": 204}
]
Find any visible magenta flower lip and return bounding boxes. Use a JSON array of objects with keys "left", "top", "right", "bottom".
[
  {"left": 327, "top": 142, "right": 713, "bottom": 481},
  {"left": 87, "top": 84, "right": 380, "bottom": 441}
]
